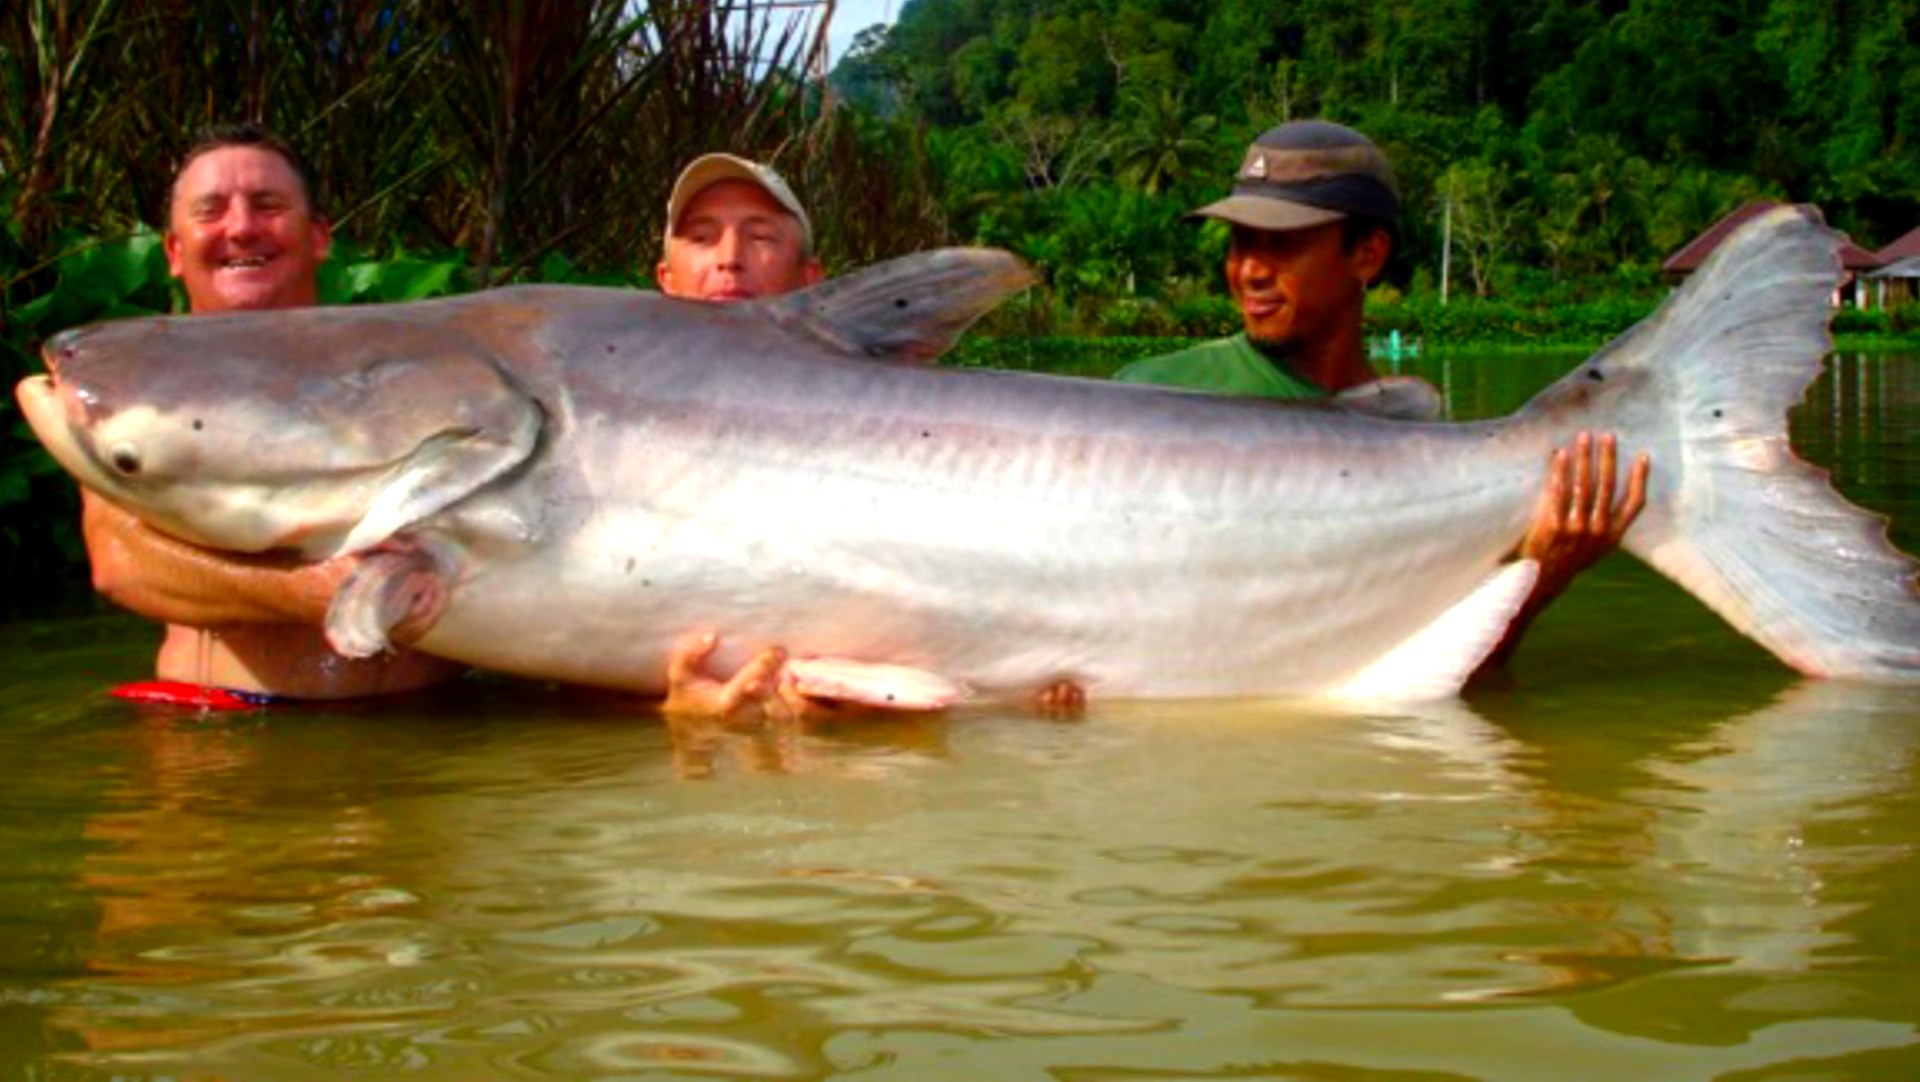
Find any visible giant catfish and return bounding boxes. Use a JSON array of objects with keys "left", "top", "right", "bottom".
[{"left": 17, "top": 205, "right": 1920, "bottom": 703}]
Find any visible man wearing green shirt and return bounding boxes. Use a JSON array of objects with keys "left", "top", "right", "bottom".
[
  {"left": 1119, "top": 120, "right": 1650, "bottom": 670},
  {"left": 1115, "top": 332, "right": 1322, "bottom": 398}
]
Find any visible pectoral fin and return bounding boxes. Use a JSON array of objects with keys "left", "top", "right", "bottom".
[
  {"left": 338, "top": 416, "right": 539, "bottom": 555},
  {"left": 315, "top": 353, "right": 544, "bottom": 557},
  {"left": 1332, "top": 561, "right": 1539, "bottom": 702},
  {"left": 784, "top": 657, "right": 970, "bottom": 710}
]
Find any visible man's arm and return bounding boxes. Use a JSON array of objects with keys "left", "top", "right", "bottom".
[
  {"left": 82, "top": 491, "right": 345, "bottom": 627},
  {"left": 1477, "top": 432, "right": 1651, "bottom": 673}
]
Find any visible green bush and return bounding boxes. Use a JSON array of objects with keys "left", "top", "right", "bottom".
[
  {"left": 1890, "top": 304, "right": 1920, "bottom": 334},
  {"left": 1831, "top": 306, "right": 1892, "bottom": 336},
  {"left": 1084, "top": 296, "right": 1176, "bottom": 337},
  {"left": 1166, "top": 293, "right": 1238, "bottom": 337},
  {"left": 1365, "top": 295, "right": 1656, "bottom": 345}
]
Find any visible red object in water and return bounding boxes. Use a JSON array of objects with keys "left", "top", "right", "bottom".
[{"left": 110, "top": 680, "right": 279, "bottom": 710}]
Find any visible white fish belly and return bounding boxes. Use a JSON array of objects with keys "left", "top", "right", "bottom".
[{"left": 420, "top": 395, "right": 1549, "bottom": 699}]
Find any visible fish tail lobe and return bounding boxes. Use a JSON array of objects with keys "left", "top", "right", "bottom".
[{"left": 1535, "top": 205, "right": 1920, "bottom": 680}]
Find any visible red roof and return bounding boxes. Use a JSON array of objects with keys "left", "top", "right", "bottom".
[
  {"left": 1877, "top": 225, "right": 1920, "bottom": 263},
  {"left": 1662, "top": 200, "right": 1883, "bottom": 274}
]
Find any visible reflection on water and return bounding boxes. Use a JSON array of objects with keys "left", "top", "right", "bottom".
[
  {"left": 1, "top": 350, "right": 1918, "bottom": 1078},
  {"left": 4, "top": 664, "right": 1916, "bottom": 1078}
]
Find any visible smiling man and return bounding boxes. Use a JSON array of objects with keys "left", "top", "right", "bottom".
[
  {"left": 1116, "top": 120, "right": 1652, "bottom": 672},
  {"left": 80, "top": 125, "right": 462, "bottom": 703},
  {"left": 164, "top": 130, "right": 330, "bottom": 313},
  {"left": 1115, "top": 121, "right": 1399, "bottom": 401}
]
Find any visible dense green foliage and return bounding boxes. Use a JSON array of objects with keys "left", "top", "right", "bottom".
[{"left": 834, "top": 0, "right": 1920, "bottom": 325}]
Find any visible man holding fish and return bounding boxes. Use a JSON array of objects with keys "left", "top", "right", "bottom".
[
  {"left": 81, "top": 126, "right": 463, "bottom": 706},
  {"left": 1118, "top": 120, "right": 1651, "bottom": 673}
]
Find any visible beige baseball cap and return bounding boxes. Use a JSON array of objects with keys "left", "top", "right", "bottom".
[{"left": 664, "top": 152, "right": 813, "bottom": 252}]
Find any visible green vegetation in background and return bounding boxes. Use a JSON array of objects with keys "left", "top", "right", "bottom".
[{"left": 835, "top": 0, "right": 1920, "bottom": 332}]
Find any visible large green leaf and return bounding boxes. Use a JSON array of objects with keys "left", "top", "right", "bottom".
[
  {"left": 538, "top": 249, "right": 578, "bottom": 283},
  {"left": 56, "top": 232, "right": 162, "bottom": 310},
  {"left": 380, "top": 259, "right": 462, "bottom": 302}
]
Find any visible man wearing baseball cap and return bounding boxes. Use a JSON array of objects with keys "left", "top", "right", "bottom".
[
  {"left": 657, "top": 152, "right": 822, "bottom": 302},
  {"left": 651, "top": 152, "right": 1089, "bottom": 715},
  {"left": 652, "top": 152, "right": 845, "bottom": 716},
  {"left": 1119, "top": 119, "right": 1652, "bottom": 673},
  {"left": 1114, "top": 119, "right": 1412, "bottom": 401}
]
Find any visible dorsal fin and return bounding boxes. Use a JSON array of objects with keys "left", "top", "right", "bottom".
[{"left": 759, "top": 248, "right": 1034, "bottom": 363}]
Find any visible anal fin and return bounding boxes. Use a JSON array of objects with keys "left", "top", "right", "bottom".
[{"left": 1333, "top": 561, "right": 1539, "bottom": 702}]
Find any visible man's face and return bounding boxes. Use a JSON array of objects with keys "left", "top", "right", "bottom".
[
  {"left": 164, "top": 145, "right": 330, "bottom": 314},
  {"left": 1225, "top": 221, "right": 1381, "bottom": 352},
  {"left": 657, "top": 179, "right": 821, "bottom": 302}
]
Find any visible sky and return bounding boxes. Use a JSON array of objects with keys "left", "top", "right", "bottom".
[{"left": 825, "top": 0, "right": 896, "bottom": 65}]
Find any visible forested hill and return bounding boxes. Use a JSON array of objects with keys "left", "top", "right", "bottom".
[{"left": 831, "top": 0, "right": 1919, "bottom": 303}]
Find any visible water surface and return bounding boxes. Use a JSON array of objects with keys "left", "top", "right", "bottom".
[{"left": 2, "top": 350, "right": 1916, "bottom": 1079}]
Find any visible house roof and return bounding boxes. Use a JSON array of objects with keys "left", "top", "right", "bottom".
[
  {"left": 1876, "top": 225, "right": 1920, "bottom": 263},
  {"left": 1662, "top": 200, "right": 1883, "bottom": 274},
  {"left": 1865, "top": 255, "right": 1920, "bottom": 280}
]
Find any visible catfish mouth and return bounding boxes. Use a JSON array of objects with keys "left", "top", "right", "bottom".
[
  {"left": 20, "top": 365, "right": 512, "bottom": 558},
  {"left": 22, "top": 333, "right": 99, "bottom": 449},
  {"left": 13, "top": 373, "right": 95, "bottom": 486},
  {"left": 18, "top": 365, "right": 135, "bottom": 476},
  {"left": 21, "top": 322, "right": 546, "bottom": 560},
  {"left": 15, "top": 369, "right": 345, "bottom": 554}
]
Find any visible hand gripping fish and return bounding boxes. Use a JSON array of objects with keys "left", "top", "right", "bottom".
[{"left": 17, "top": 206, "right": 1920, "bottom": 703}]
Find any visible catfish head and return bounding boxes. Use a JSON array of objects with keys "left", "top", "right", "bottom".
[{"left": 15, "top": 305, "right": 543, "bottom": 558}]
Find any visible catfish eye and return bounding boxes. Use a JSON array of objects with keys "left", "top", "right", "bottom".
[{"left": 109, "top": 444, "right": 141, "bottom": 476}]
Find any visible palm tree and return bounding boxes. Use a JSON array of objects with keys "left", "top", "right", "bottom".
[{"left": 1107, "top": 85, "right": 1216, "bottom": 197}]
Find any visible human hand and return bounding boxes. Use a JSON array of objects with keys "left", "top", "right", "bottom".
[
  {"left": 662, "top": 632, "right": 811, "bottom": 721},
  {"left": 1035, "top": 678, "right": 1086, "bottom": 717},
  {"left": 350, "top": 539, "right": 451, "bottom": 645},
  {"left": 1520, "top": 431, "right": 1651, "bottom": 601},
  {"left": 1473, "top": 433, "right": 1650, "bottom": 676}
]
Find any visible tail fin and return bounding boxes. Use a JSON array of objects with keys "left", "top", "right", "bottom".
[{"left": 1533, "top": 205, "right": 1920, "bottom": 680}]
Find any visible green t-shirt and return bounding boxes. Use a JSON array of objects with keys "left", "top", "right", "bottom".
[{"left": 1112, "top": 333, "right": 1324, "bottom": 399}]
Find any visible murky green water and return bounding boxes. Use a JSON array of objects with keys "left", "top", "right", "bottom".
[{"left": 3, "top": 351, "right": 1917, "bottom": 1080}]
